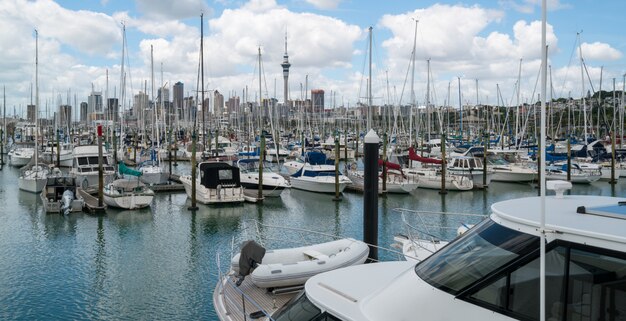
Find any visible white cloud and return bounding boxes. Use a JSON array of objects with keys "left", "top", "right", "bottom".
[
  {"left": 205, "top": 1, "right": 362, "bottom": 76},
  {"left": 305, "top": 0, "right": 342, "bottom": 10},
  {"left": 580, "top": 42, "right": 623, "bottom": 61},
  {"left": 377, "top": 4, "right": 562, "bottom": 106},
  {"left": 135, "top": 0, "right": 211, "bottom": 19},
  {"left": 500, "top": 0, "right": 570, "bottom": 14},
  {"left": 0, "top": 0, "right": 120, "bottom": 56},
  {"left": 0, "top": 0, "right": 122, "bottom": 112}
]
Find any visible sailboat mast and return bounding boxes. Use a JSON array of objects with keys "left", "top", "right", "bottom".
[
  {"left": 367, "top": 26, "right": 373, "bottom": 132},
  {"left": 578, "top": 33, "right": 587, "bottom": 143},
  {"left": 539, "top": 0, "right": 548, "bottom": 320},
  {"left": 258, "top": 47, "right": 262, "bottom": 134},
  {"left": 201, "top": 13, "right": 205, "bottom": 147},
  {"left": 410, "top": 20, "right": 417, "bottom": 147},
  {"left": 35, "top": 29, "right": 39, "bottom": 168}
]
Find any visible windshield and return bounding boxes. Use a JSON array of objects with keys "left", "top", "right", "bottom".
[
  {"left": 415, "top": 219, "right": 538, "bottom": 295},
  {"left": 272, "top": 291, "right": 342, "bottom": 321}
]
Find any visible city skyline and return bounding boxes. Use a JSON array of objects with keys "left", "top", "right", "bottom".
[{"left": 1, "top": 0, "right": 625, "bottom": 117}]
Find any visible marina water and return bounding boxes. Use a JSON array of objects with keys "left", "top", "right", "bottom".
[{"left": 0, "top": 163, "right": 623, "bottom": 320}]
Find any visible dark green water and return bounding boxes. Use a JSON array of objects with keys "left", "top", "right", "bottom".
[{"left": 0, "top": 163, "right": 623, "bottom": 320}]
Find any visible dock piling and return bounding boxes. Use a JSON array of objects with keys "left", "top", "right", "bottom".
[{"left": 363, "top": 129, "right": 379, "bottom": 262}]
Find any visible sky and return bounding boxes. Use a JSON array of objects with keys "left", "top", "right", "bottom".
[{"left": 1, "top": 0, "right": 625, "bottom": 117}]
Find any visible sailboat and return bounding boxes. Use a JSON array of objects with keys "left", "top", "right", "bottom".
[
  {"left": 19, "top": 30, "right": 49, "bottom": 193},
  {"left": 138, "top": 45, "right": 168, "bottom": 185},
  {"left": 103, "top": 162, "right": 154, "bottom": 209}
]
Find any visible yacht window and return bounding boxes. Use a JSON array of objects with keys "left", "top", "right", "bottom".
[
  {"left": 78, "top": 158, "right": 88, "bottom": 166},
  {"left": 468, "top": 246, "right": 567, "bottom": 320},
  {"left": 565, "top": 248, "right": 626, "bottom": 321},
  {"left": 88, "top": 156, "right": 99, "bottom": 165},
  {"left": 218, "top": 169, "right": 233, "bottom": 181},
  {"left": 273, "top": 291, "right": 322, "bottom": 321},
  {"left": 415, "top": 219, "right": 538, "bottom": 295}
]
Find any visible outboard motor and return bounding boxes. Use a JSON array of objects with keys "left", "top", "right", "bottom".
[
  {"left": 61, "top": 189, "right": 74, "bottom": 216},
  {"left": 236, "top": 240, "right": 266, "bottom": 286}
]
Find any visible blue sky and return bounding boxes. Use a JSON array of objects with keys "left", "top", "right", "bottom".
[{"left": 1, "top": 0, "right": 625, "bottom": 116}]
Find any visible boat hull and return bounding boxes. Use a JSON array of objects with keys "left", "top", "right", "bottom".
[
  {"left": 180, "top": 176, "right": 244, "bottom": 204},
  {"left": 290, "top": 176, "right": 350, "bottom": 194}
]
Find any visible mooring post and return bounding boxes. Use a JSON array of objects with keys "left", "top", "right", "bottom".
[
  {"left": 439, "top": 131, "right": 448, "bottom": 195},
  {"left": 333, "top": 135, "right": 341, "bottom": 201},
  {"left": 363, "top": 129, "right": 379, "bottom": 262},
  {"left": 97, "top": 124, "right": 104, "bottom": 207}
]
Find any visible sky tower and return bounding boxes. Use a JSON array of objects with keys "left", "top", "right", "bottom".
[{"left": 280, "top": 32, "right": 291, "bottom": 110}]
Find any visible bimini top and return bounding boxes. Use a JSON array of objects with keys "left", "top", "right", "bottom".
[{"left": 491, "top": 195, "right": 626, "bottom": 253}]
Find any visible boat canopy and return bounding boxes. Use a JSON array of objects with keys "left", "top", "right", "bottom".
[
  {"left": 119, "top": 161, "right": 142, "bottom": 177},
  {"left": 199, "top": 162, "right": 241, "bottom": 188}
]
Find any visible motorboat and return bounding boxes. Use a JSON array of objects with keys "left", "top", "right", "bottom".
[
  {"left": 289, "top": 151, "right": 351, "bottom": 194},
  {"left": 546, "top": 163, "right": 602, "bottom": 184},
  {"left": 179, "top": 161, "right": 244, "bottom": 204},
  {"left": 267, "top": 181, "right": 626, "bottom": 320},
  {"left": 69, "top": 145, "right": 116, "bottom": 189},
  {"left": 447, "top": 156, "right": 495, "bottom": 188},
  {"left": 40, "top": 175, "right": 84, "bottom": 215},
  {"left": 41, "top": 142, "right": 74, "bottom": 167},
  {"left": 8, "top": 146, "right": 34, "bottom": 167},
  {"left": 237, "top": 159, "right": 290, "bottom": 197}
]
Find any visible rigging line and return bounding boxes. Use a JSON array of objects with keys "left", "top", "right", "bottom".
[{"left": 556, "top": 32, "right": 582, "bottom": 99}]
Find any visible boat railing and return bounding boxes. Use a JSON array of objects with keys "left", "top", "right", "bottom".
[{"left": 393, "top": 208, "right": 488, "bottom": 259}]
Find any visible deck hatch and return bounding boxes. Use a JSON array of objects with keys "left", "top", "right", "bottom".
[{"left": 578, "top": 202, "right": 626, "bottom": 220}]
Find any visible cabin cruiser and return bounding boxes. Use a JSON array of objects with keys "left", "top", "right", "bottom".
[
  {"left": 41, "top": 142, "right": 74, "bottom": 167},
  {"left": 179, "top": 161, "right": 244, "bottom": 204},
  {"left": 447, "top": 156, "right": 495, "bottom": 188},
  {"left": 8, "top": 145, "right": 35, "bottom": 167},
  {"left": 69, "top": 145, "right": 116, "bottom": 189},
  {"left": 237, "top": 159, "right": 290, "bottom": 197},
  {"left": 267, "top": 182, "right": 626, "bottom": 320}
]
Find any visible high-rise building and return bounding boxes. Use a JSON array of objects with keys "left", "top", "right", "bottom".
[
  {"left": 214, "top": 90, "right": 224, "bottom": 116},
  {"left": 183, "top": 96, "right": 195, "bottom": 124},
  {"left": 88, "top": 91, "right": 103, "bottom": 114},
  {"left": 59, "top": 105, "right": 71, "bottom": 128},
  {"left": 173, "top": 82, "right": 184, "bottom": 121},
  {"left": 80, "top": 102, "right": 88, "bottom": 123},
  {"left": 311, "top": 89, "right": 324, "bottom": 113},
  {"left": 107, "top": 98, "right": 119, "bottom": 122},
  {"left": 226, "top": 96, "right": 240, "bottom": 114},
  {"left": 27, "top": 104, "right": 36, "bottom": 122},
  {"left": 134, "top": 91, "right": 149, "bottom": 115}
]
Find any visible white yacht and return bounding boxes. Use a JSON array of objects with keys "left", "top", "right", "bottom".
[
  {"left": 447, "top": 156, "right": 495, "bottom": 188},
  {"left": 265, "top": 182, "right": 626, "bottom": 320},
  {"left": 69, "top": 145, "right": 116, "bottom": 189},
  {"left": 237, "top": 159, "right": 290, "bottom": 197},
  {"left": 103, "top": 178, "right": 154, "bottom": 209},
  {"left": 41, "top": 142, "right": 74, "bottom": 167},
  {"left": 9, "top": 145, "right": 35, "bottom": 167},
  {"left": 179, "top": 161, "right": 244, "bottom": 204}
]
